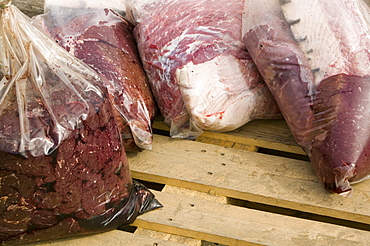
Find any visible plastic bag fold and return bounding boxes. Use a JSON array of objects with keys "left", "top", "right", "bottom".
[{"left": 242, "top": 0, "right": 370, "bottom": 195}]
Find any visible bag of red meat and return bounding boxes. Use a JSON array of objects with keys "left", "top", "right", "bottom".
[
  {"left": 125, "top": 0, "right": 281, "bottom": 140},
  {"left": 0, "top": 3, "right": 161, "bottom": 245},
  {"left": 242, "top": 0, "right": 370, "bottom": 196},
  {"left": 34, "top": 0, "right": 157, "bottom": 152}
]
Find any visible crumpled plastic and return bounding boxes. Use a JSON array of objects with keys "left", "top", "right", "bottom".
[
  {"left": 126, "top": 0, "right": 281, "bottom": 140},
  {"left": 242, "top": 0, "right": 370, "bottom": 195},
  {"left": 35, "top": 0, "right": 157, "bottom": 151},
  {"left": 0, "top": 3, "right": 161, "bottom": 245}
]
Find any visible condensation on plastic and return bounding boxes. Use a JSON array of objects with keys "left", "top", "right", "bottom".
[
  {"left": 36, "top": 0, "right": 157, "bottom": 151},
  {"left": 0, "top": 4, "right": 100, "bottom": 157},
  {"left": 0, "top": 5, "right": 161, "bottom": 245},
  {"left": 126, "top": 0, "right": 281, "bottom": 140},
  {"left": 242, "top": 0, "right": 370, "bottom": 196}
]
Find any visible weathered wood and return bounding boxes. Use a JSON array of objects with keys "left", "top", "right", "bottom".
[
  {"left": 133, "top": 186, "right": 224, "bottom": 246},
  {"left": 153, "top": 119, "right": 305, "bottom": 155},
  {"left": 163, "top": 185, "right": 227, "bottom": 204},
  {"left": 127, "top": 134, "right": 370, "bottom": 225},
  {"left": 230, "top": 119, "right": 304, "bottom": 154},
  {"left": 25, "top": 229, "right": 188, "bottom": 246},
  {"left": 195, "top": 134, "right": 258, "bottom": 152},
  {"left": 12, "top": 0, "right": 44, "bottom": 17},
  {"left": 137, "top": 186, "right": 205, "bottom": 246},
  {"left": 135, "top": 228, "right": 202, "bottom": 246},
  {"left": 132, "top": 190, "right": 370, "bottom": 246}
]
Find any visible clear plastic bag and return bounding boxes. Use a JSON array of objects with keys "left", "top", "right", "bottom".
[
  {"left": 35, "top": 0, "right": 157, "bottom": 151},
  {"left": 0, "top": 3, "right": 161, "bottom": 244},
  {"left": 242, "top": 0, "right": 370, "bottom": 195},
  {"left": 126, "top": 0, "right": 281, "bottom": 140}
]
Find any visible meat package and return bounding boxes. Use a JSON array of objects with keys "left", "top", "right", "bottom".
[
  {"left": 126, "top": 0, "right": 281, "bottom": 139},
  {"left": 242, "top": 0, "right": 370, "bottom": 195},
  {"left": 36, "top": 0, "right": 157, "bottom": 151},
  {"left": 0, "top": 4, "right": 160, "bottom": 244}
]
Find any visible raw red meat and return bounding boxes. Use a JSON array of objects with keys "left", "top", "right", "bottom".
[
  {"left": 127, "top": 0, "right": 280, "bottom": 139},
  {"left": 242, "top": 0, "right": 370, "bottom": 195},
  {"left": 36, "top": 8, "right": 157, "bottom": 151},
  {"left": 0, "top": 5, "right": 160, "bottom": 244}
]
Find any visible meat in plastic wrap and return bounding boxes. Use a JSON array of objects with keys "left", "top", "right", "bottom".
[
  {"left": 126, "top": 0, "right": 281, "bottom": 139},
  {"left": 35, "top": 0, "right": 157, "bottom": 151},
  {"left": 0, "top": 3, "right": 161, "bottom": 245},
  {"left": 242, "top": 0, "right": 370, "bottom": 195}
]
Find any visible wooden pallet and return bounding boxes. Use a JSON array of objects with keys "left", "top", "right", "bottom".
[
  {"left": 127, "top": 119, "right": 370, "bottom": 245},
  {"left": 27, "top": 118, "right": 370, "bottom": 246}
]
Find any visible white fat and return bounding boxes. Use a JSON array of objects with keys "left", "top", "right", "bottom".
[
  {"left": 281, "top": 0, "right": 370, "bottom": 85},
  {"left": 176, "top": 55, "right": 259, "bottom": 131},
  {"left": 280, "top": 0, "right": 345, "bottom": 87}
]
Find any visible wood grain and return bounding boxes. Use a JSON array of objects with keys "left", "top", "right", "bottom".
[
  {"left": 128, "top": 134, "right": 370, "bottom": 225},
  {"left": 12, "top": 0, "right": 44, "bottom": 16},
  {"left": 153, "top": 119, "right": 305, "bottom": 155},
  {"left": 25, "top": 230, "right": 188, "bottom": 246},
  {"left": 133, "top": 190, "right": 370, "bottom": 246}
]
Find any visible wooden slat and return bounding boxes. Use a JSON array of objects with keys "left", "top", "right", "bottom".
[
  {"left": 135, "top": 228, "right": 202, "bottom": 246},
  {"left": 230, "top": 119, "right": 304, "bottom": 154},
  {"left": 13, "top": 0, "right": 44, "bottom": 17},
  {"left": 135, "top": 186, "right": 225, "bottom": 246},
  {"left": 137, "top": 186, "right": 205, "bottom": 246},
  {"left": 162, "top": 185, "right": 227, "bottom": 204},
  {"left": 127, "top": 134, "right": 370, "bottom": 225},
  {"left": 153, "top": 119, "right": 306, "bottom": 155},
  {"left": 195, "top": 134, "right": 258, "bottom": 152},
  {"left": 132, "top": 190, "right": 370, "bottom": 246},
  {"left": 25, "top": 229, "right": 188, "bottom": 246}
]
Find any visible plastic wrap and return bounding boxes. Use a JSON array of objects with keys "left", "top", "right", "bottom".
[
  {"left": 36, "top": 0, "right": 157, "bottom": 151},
  {"left": 126, "top": 0, "right": 281, "bottom": 139},
  {"left": 242, "top": 0, "right": 370, "bottom": 195},
  {"left": 0, "top": 4, "right": 161, "bottom": 245}
]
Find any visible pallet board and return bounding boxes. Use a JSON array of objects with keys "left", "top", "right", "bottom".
[
  {"left": 25, "top": 229, "right": 188, "bottom": 246},
  {"left": 128, "top": 133, "right": 370, "bottom": 225},
  {"left": 128, "top": 119, "right": 370, "bottom": 245},
  {"left": 132, "top": 190, "right": 370, "bottom": 246},
  {"left": 153, "top": 119, "right": 306, "bottom": 155}
]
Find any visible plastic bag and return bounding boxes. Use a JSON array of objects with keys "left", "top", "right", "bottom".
[
  {"left": 0, "top": 3, "right": 161, "bottom": 244},
  {"left": 242, "top": 0, "right": 370, "bottom": 195},
  {"left": 126, "top": 0, "right": 281, "bottom": 139},
  {"left": 35, "top": 0, "right": 157, "bottom": 151}
]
